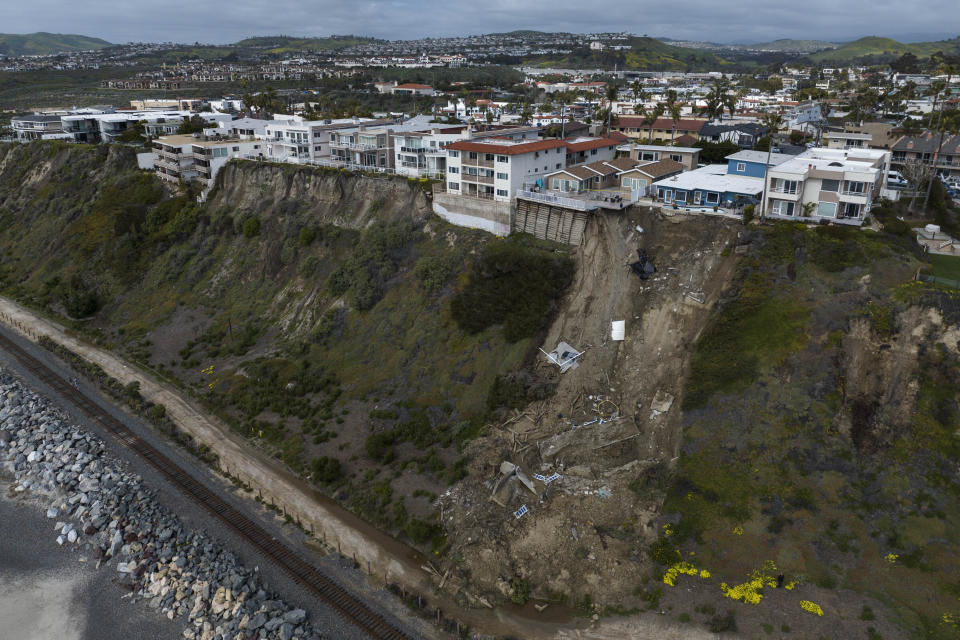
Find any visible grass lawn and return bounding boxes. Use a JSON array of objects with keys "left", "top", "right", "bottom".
[{"left": 928, "top": 254, "right": 960, "bottom": 281}]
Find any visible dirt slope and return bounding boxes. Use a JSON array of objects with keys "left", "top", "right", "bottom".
[{"left": 439, "top": 208, "right": 741, "bottom": 606}]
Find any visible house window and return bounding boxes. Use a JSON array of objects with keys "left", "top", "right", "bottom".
[
  {"left": 556, "top": 163, "right": 562, "bottom": 169},
  {"left": 771, "top": 200, "right": 794, "bottom": 216},
  {"left": 485, "top": 153, "right": 494, "bottom": 161},
  {"left": 232, "top": 146, "right": 239, "bottom": 152},
  {"left": 641, "top": 152, "right": 657, "bottom": 161},
  {"left": 706, "top": 192, "right": 719, "bottom": 204},
  {"left": 775, "top": 179, "right": 798, "bottom": 194},
  {"left": 496, "top": 189, "right": 508, "bottom": 197},
  {"left": 817, "top": 201, "right": 837, "bottom": 218},
  {"left": 591, "top": 149, "right": 598, "bottom": 155},
  {"left": 448, "top": 182, "right": 460, "bottom": 190},
  {"left": 496, "top": 172, "right": 508, "bottom": 180},
  {"left": 670, "top": 154, "right": 682, "bottom": 163},
  {"left": 821, "top": 179, "right": 840, "bottom": 192},
  {"left": 736, "top": 162, "right": 746, "bottom": 172},
  {"left": 448, "top": 150, "right": 459, "bottom": 158},
  {"left": 844, "top": 181, "right": 865, "bottom": 194},
  {"left": 497, "top": 155, "right": 508, "bottom": 163},
  {"left": 448, "top": 167, "right": 459, "bottom": 174},
  {"left": 468, "top": 152, "right": 478, "bottom": 160}
]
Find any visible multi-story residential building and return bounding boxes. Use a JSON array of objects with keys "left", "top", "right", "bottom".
[
  {"left": 564, "top": 136, "right": 621, "bottom": 165},
  {"left": 823, "top": 131, "right": 872, "bottom": 150},
  {"left": 11, "top": 114, "right": 65, "bottom": 141},
  {"left": 153, "top": 134, "right": 261, "bottom": 188},
  {"left": 891, "top": 133, "right": 960, "bottom": 182},
  {"left": 392, "top": 126, "right": 468, "bottom": 178},
  {"left": 60, "top": 111, "right": 229, "bottom": 144},
  {"left": 763, "top": 148, "right": 889, "bottom": 224},
  {"left": 611, "top": 117, "right": 707, "bottom": 143},
  {"left": 619, "top": 143, "right": 701, "bottom": 172},
  {"left": 443, "top": 137, "right": 568, "bottom": 202},
  {"left": 153, "top": 135, "right": 198, "bottom": 183},
  {"left": 263, "top": 117, "right": 397, "bottom": 165},
  {"left": 190, "top": 137, "right": 262, "bottom": 189}
]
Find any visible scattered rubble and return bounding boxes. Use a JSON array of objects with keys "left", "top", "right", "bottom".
[{"left": 0, "top": 370, "right": 323, "bottom": 640}]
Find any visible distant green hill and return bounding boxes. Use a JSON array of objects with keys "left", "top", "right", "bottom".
[
  {"left": 808, "top": 35, "right": 960, "bottom": 62},
  {"left": 233, "top": 35, "right": 378, "bottom": 53},
  {"left": 526, "top": 36, "right": 731, "bottom": 71},
  {"left": 0, "top": 32, "right": 111, "bottom": 56},
  {"left": 747, "top": 39, "right": 838, "bottom": 53}
]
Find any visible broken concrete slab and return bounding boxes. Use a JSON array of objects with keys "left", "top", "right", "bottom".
[{"left": 651, "top": 390, "right": 675, "bottom": 413}]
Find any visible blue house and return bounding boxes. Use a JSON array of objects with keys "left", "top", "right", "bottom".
[{"left": 725, "top": 150, "right": 790, "bottom": 178}]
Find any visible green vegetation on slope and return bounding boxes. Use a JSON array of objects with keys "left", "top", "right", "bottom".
[
  {"left": 0, "top": 32, "right": 111, "bottom": 56},
  {"left": 526, "top": 36, "right": 731, "bottom": 71},
  {"left": 660, "top": 219, "right": 960, "bottom": 638},
  {"left": 808, "top": 36, "right": 960, "bottom": 63},
  {"left": 0, "top": 141, "right": 575, "bottom": 547}
]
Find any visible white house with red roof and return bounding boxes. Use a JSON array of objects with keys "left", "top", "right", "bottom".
[
  {"left": 375, "top": 81, "right": 435, "bottom": 96},
  {"left": 443, "top": 137, "right": 568, "bottom": 202}
]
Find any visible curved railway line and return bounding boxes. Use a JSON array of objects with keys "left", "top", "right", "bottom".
[{"left": 0, "top": 330, "right": 413, "bottom": 640}]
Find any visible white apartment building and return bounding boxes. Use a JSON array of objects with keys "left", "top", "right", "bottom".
[
  {"left": 153, "top": 134, "right": 261, "bottom": 189},
  {"left": 11, "top": 114, "right": 65, "bottom": 141},
  {"left": 392, "top": 124, "right": 539, "bottom": 178},
  {"left": 764, "top": 148, "right": 890, "bottom": 224},
  {"left": 443, "top": 138, "right": 568, "bottom": 202},
  {"left": 264, "top": 117, "right": 392, "bottom": 164}
]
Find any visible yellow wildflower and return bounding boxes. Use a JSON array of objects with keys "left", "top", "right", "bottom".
[
  {"left": 885, "top": 553, "right": 899, "bottom": 564},
  {"left": 663, "top": 561, "right": 709, "bottom": 587},
  {"left": 800, "top": 600, "right": 824, "bottom": 616},
  {"left": 700, "top": 569, "right": 711, "bottom": 579},
  {"left": 732, "top": 526, "right": 744, "bottom": 535}
]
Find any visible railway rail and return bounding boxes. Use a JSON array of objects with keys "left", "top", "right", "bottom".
[{"left": 0, "top": 330, "right": 413, "bottom": 640}]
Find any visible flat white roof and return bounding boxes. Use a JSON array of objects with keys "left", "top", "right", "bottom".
[
  {"left": 771, "top": 156, "right": 881, "bottom": 176},
  {"left": 652, "top": 165, "right": 764, "bottom": 194},
  {"left": 725, "top": 150, "right": 791, "bottom": 165}
]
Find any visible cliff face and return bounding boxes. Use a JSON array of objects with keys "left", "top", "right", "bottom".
[{"left": 207, "top": 161, "right": 432, "bottom": 229}]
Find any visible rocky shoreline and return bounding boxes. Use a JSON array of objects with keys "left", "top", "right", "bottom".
[{"left": 0, "top": 369, "right": 324, "bottom": 640}]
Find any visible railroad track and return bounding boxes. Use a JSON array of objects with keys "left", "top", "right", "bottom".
[{"left": 0, "top": 331, "right": 412, "bottom": 640}]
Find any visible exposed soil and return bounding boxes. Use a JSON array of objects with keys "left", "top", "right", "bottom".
[{"left": 439, "top": 207, "right": 742, "bottom": 607}]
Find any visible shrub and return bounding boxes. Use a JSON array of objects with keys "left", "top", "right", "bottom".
[
  {"left": 451, "top": 239, "right": 575, "bottom": 342},
  {"left": 405, "top": 517, "right": 441, "bottom": 544},
  {"left": 242, "top": 216, "right": 261, "bottom": 238},
  {"left": 310, "top": 456, "right": 343, "bottom": 484},
  {"left": 364, "top": 431, "right": 397, "bottom": 462},
  {"left": 707, "top": 610, "right": 737, "bottom": 633},
  {"left": 414, "top": 255, "right": 457, "bottom": 293},
  {"left": 298, "top": 226, "right": 316, "bottom": 246},
  {"left": 742, "top": 204, "right": 755, "bottom": 225},
  {"left": 510, "top": 578, "right": 531, "bottom": 605},
  {"left": 860, "top": 605, "right": 875, "bottom": 621}
]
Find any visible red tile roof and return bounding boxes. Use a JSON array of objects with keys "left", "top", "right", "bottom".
[
  {"left": 394, "top": 83, "right": 433, "bottom": 89},
  {"left": 445, "top": 139, "right": 566, "bottom": 155},
  {"left": 564, "top": 136, "right": 621, "bottom": 152},
  {"left": 614, "top": 117, "right": 707, "bottom": 132}
]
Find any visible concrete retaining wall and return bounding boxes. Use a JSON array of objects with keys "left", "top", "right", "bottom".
[{"left": 432, "top": 192, "right": 512, "bottom": 236}]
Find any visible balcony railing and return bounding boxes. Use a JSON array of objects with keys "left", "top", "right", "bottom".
[
  {"left": 463, "top": 174, "right": 494, "bottom": 184},
  {"left": 463, "top": 157, "right": 494, "bottom": 168},
  {"left": 330, "top": 141, "right": 380, "bottom": 151}
]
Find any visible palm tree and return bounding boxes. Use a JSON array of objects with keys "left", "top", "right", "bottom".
[
  {"left": 643, "top": 103, "right": 663, "bottom": 144},
  {"left": 669, "top": 102, "right": 683, "bottom": 145},
  {"left": 520, "top": 102, "right": 533, "bottom": 126},
  {"left": 631, "top": 79, "right": 645, "bottom": 103},
  {"left": 605, "top": 83, "right": 619, "bottom": 134}
]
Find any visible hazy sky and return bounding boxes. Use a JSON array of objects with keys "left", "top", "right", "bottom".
[{"left": 2, "top": 0, "right": 957, "bottom": 45}]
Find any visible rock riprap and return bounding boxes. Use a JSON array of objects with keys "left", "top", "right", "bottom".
[{"left": 0, "top": 370, "right": 321, "bottom": 640}]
